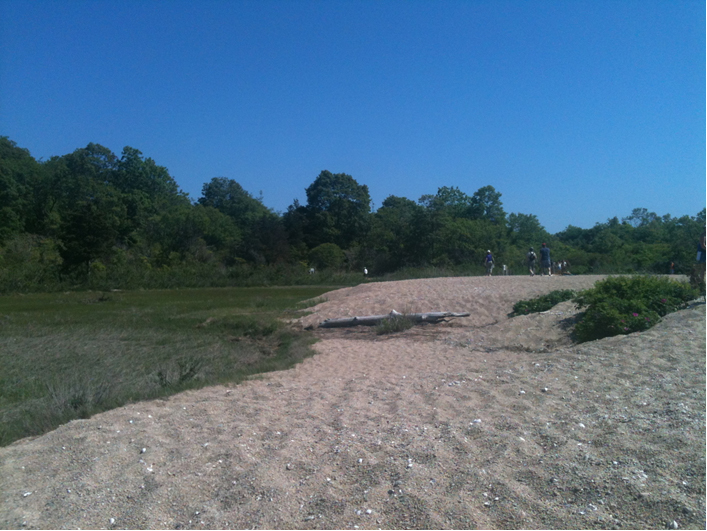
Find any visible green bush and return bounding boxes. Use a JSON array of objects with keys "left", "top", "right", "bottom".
[
  {"left": 309, "top": 243, "right": 345, "bottom": 270},
  {"left": 512, "top": 289, "right": 576, "bottom": 315},
  {"left": 572, "top": 275, "right": 698, "bottom": 342},
  {"left": 375, "top": 314, "right": 416, "bottom": 335}
]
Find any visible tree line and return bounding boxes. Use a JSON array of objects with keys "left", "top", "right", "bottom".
[{"left": 1, "top": 136, "right": 704, "bottom": 292}]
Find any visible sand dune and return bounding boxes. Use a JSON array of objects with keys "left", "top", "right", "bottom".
[{"left": 1, "top": 275, "right": 704, "bottom": 529}]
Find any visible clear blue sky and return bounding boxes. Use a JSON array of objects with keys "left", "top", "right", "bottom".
[{"left": 1, "top": 0, "right": 704, "bottom": 234}]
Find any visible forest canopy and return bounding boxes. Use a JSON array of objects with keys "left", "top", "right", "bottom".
[{"left": 1, "top": 136, "right": 704, "bottom": 292}]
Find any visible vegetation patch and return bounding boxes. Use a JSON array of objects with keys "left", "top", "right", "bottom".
[
  {"left": 572, "top": 275, "right": 698, "bottom": 342},
  {"left": 375, "top": 314, "right": 416, "bottom": 335},
  {"left": 509, "top": 276, "right": 698, "bottom": 343},
  {"left": 0, "top": 286, "right": 331, "bottom": 446},
  {"left": 512, "top": 289, "right": 577, "bottom": 315}
]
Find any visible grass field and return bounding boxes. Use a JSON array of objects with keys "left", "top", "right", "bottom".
[{"left": 0, "top": 286, "right": 333, "bottom": 446}]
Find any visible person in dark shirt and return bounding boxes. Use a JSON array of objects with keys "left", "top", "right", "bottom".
[{"left": 539, "top": 243, "right": 552, "bottom": 276}]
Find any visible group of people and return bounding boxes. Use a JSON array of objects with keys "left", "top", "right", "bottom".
[
  {"left": 483, "top": 243, "right": 568, "bottom": 277},
  {"left": 526, "top": 243, "right": 569, "bottom": 277}
]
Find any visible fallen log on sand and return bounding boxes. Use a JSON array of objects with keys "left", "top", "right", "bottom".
[{"left": 319, "top": 310, "right": 470, "bottom": 328}]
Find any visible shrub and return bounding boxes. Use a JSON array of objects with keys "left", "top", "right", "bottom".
[
  {"left": 572, "top": 275, "right": 698, "bottom": 342},
  {"left": 512, "top": 289, "right": 576, "bottom": 315},
  {"left": 689, "top": 264, "right": 706, "bottom": 296},
  {"left": 308, "top": 243, "right": 345, "bottom": 270},
  {"left": 375, "top": 314, "right": 416, "bottom": 335}
]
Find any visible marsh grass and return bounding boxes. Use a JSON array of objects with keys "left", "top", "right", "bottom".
[{"left": 0, "top": 286, "right": 331, "bottom": 446}]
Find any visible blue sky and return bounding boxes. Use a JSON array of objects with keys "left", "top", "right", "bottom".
[{"left": 1, "top": 0, "right": 704, "bottom": 234}]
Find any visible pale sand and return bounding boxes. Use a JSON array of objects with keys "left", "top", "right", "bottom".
[{"left": 1, "top": 275, "right": 704, "bottom": 529}]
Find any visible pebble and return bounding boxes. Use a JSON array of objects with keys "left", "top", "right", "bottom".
[
  {"left": 140, "top": 448, "right": 146, "bottom": 454},
  {"left": 541, "top": 387, "right": 549, "bottom": 392},
  {"left": 22, "top": 492, "right": 32, "bottom": 497},
  {"left": 109, "top": 517, "right": 115, "bottom": 524},
  {"left": 669, "top": 520, "right": 679, "bottom": 529}
]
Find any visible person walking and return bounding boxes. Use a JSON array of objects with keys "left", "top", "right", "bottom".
[
  {"left": 696, "top": 229, "right": 706, "bottom": 286},
  {"left": 539, "top": 243, "right": 552, "bottom": 276},
  {"left": 484, "top": 250, "right": 495, "bottom": 276},
  {"left": 527, "top": 247, "right": 537, "bottom": 276}
]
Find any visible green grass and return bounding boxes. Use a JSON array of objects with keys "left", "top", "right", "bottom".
[{"left": 0, "top": 286, "right": 333, "bottom": 446}]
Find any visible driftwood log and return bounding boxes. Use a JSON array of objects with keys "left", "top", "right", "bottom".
[{"left": 318, "top": 310, "right": 470, "bottom": 328}]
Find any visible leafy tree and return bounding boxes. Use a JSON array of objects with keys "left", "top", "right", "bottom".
[
  {"left": 419, "top": 186, "right": 473, "bottom": 218},
  {"left": 198, "top": 177, "right": 286, "bottom": 264},
  {"left": 507, "top": 212, "right": 551, "bottom": 247},
  {"left": 2, "top": 135, "right": 705, "bottom": 289},
  {"left": 308, "top": 242, "right": 345, "bottom": 270},
  {"left": 282, "top": 199, "right": 310, "bottom": 261},
  {"left": 114, "top": 147, "right": 180, "bottom": 198},
  {"left": 433, "top": 218, "right": 479, "bottom": 265},
  {"left": 367, "top": 195, "right": 424, "bottom": 271},
  {"left": 146, "top": 203, "right": 241, "bottom": 265},
  {"left": 0, "top": 137, "right": 41, "bottom": 241},
  {"left": 469, "top": 185, "right": 506, "bottom": 225},
  {"left": 304, "top": 170, "right": 371, "bottom": 249},
  {"left": 248, "top": 213, "right": 291, "bottom": 264},
  {"left": 199, "top": 177, "right": 270, "bottom": 227},
  {"left": 57, "top": 184, "right": 128, "bottom": 273},
  {"left": 112, "top": 147, "right": 186, "bottom": 236},
  {"left": 623, "top": 207, "right": 659, "bottom": 228}
]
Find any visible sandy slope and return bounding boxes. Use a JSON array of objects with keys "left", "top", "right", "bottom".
[{"left": 1, "top": 275, "right": 704, "bottom": 530}]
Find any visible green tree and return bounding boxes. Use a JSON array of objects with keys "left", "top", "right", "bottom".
[
  {"left": 419, "top": 186, "right": 473, "bottom": 218},
  {"left": 308, "top": 242, "right": 345, "bottom": 270},
  {"left": 0, "top": 137, "right": 42, "bottom": 242},
  {"left": 304, "top": 170, "right": 371, "bottom": 249},
  {"left": 199, "top": 177, "right": 270, "bottom": 227},
  {"left": 198, "top": 177, "right": 285, "bottom": 263},
  {"left": 366, "top": 195, "right": 424, "bottom": 271},
  {"left": 507, "top": 212, "right": 551, "bottom": 248},
  {"left": 282, "top": 199, "right": 310, "bottom": 261},
  {"left": 146, "top": 203, "right": 241, "bottom": 265},
  {"left": 114, "top": 147, "right": 180, "bottom": 199},
  {"left": 112, "top": 147, "right": 186, "bottom": 237},
  {"left": 469, "top": 185, "right": 506, "bottom": 225},
  {"left": 57, "top": 184, "right": 128, "bottom": 273},
  {"left": 622, "top": 207, "right": 659, "bottom": 228}
]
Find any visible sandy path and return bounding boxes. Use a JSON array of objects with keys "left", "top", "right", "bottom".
[{"left": 1, "top": 275, "right": 704, "bottom": 529}]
